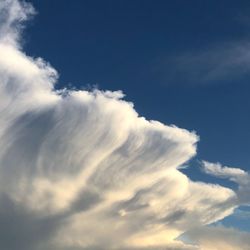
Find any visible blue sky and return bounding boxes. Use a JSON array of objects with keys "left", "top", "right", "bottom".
[{"left": 1, "top": 0, "right": 250, "bottom": 249}]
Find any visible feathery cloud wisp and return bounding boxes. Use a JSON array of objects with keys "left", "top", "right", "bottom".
[{"left": 155, "top": 42, "right": 250, "bottom": 86}]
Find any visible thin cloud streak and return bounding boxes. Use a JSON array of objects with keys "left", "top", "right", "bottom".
[{"left": 155, "top": 42, "right": 250, "bottom": 86}]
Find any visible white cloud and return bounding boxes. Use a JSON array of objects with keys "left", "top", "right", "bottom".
[
  {"left": 0, "top": 1, "right": 246, "bottom": 250},
  {"left": 202, "top": 160, "right": 247, "bottom": 180},
  {"left": 0, "top": 0, "right": 35, "bottom": 47},
  {"left": 202, "top": 161, "right": 250, "bottom": 204}
]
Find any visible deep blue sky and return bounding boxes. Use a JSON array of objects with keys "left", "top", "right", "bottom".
[{"left": 24, "top": 0, "right": 250, "bottom": 179}]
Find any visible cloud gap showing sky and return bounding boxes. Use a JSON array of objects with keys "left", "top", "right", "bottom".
[{"left": 0, "top": 1, "right": 249, "bottom": 249}]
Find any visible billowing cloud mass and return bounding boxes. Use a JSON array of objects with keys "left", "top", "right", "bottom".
[{"left": 0, "top": 1, "right": 249, "bottom": 250}]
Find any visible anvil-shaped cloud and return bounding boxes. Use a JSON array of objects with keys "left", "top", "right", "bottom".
[{"left": 0, "top": 1, "right": 247, "bottom": 250}]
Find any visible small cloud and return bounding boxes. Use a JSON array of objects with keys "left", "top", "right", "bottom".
[{"left": 201, "top": 160, "right": 250, "bottom": 205}]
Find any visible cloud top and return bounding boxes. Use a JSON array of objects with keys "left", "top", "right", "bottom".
[{"left": 0, "top": 0, "right": 34, "bottom": 46}]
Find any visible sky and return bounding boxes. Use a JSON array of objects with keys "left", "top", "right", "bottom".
[{"left": 0, "top": 0, "right": 250, "bottom": 249}]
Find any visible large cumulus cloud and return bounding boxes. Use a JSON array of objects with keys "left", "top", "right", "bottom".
[{"left": 0, "top": 1, "right": 247, "bottom": 249}]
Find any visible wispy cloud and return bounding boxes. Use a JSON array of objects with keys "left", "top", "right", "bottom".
[
  {"left": 156, "top": 42, "right": 250, "bottom": 85},
  {"left": 0, "top": 1, "right": 248, "bottom": 250}
]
